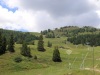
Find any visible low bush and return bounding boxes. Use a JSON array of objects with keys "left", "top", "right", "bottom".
[{"left": 14, "top": 57, "right": 22, "bottom": 63}]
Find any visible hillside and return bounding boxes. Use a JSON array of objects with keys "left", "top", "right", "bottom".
[
  {"left": 42, "top": 26, "right": 100, "bottom": 46},
  {"left": 42, "top": 26, "right": 100, "bottom": 37},
  {"left": 0, "top": 28, "right": 39, "bottom": 44},
  {"left": 0, "top": 26, "right": 100, "bottom": 75}
]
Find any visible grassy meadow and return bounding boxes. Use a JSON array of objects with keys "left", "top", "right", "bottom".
[{"left": 0, "top": 36, "right": 100, "bottom": 75}]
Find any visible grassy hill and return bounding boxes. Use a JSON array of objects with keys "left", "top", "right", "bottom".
[
  {"left": 0, "top": 26, "right": 100, "bottom": 75},
  {"left": 42, "top": 26, "right": 100, "bottom": 37}
]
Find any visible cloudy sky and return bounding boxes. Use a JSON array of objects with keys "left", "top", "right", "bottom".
[{"left": 0, "top": 0, "right": 100, "bottom": 32}]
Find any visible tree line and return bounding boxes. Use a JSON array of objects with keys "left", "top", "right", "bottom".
[
  {"left": 0, "top": 29, "right": 39, "bottom": 44},
  {"left": 41, "top": 29, "right": 55, "bottom": 38},
  {"left": 67, "top": 33, "right": 100, "bottom": 46}
]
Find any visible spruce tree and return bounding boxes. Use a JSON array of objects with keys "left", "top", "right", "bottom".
[
  {"left": 37, "top": 34, "right": 45, "bottom": 51},
  {"left": 20, "top": 42, "right": 32, "bottom": 57},
  {"left": 52, "top": 46, "right": 62, "bottom": 62},
  {"left": 0, "top": 33, "right": 7, "bottom": 55},
  {"left": 8, "top": 34, "right": 15, "bottom": 52},
  {"left": 2, "top": 36, "right": 7, "bottom": 54},
  {"left": 0, "top": 32, "right": 3, "bottom": 55}
]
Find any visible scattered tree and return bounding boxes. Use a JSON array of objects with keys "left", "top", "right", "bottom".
[
  {"left": 52, "top": 46, "right": 62, "bottom": 62},
  {"left": 37, "top": 34, "right": 45, "bottom": 52},
  {"left": 20, "top": 42, "right": 32, "bottom": 57}
]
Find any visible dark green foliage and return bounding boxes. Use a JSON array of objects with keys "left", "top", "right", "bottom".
[
  {"left": 8, "top": 34, "right": 15, "bottom": 52},
  {"left": 0, "top": 32, "right": 7, "bottom": 55},
  {"left": 2, "top": 36, "right": 7, "bottom": 53},
  {"left": 34, "top": 55, "right": 37, "bottom": 60},
  {"left": 42, "top": 29, "right": 55, "bottom": 38},
  {"left": 37, "top": 34, "right": 45, "bottom": 52},
  {"left": 0, "top": 32, "right": 3, "bottom": 55},
  {"left": 45, "top": 31, "right": 55, "bottom": 38},
  {"left": 20, "top": 42, "right": 32, "bottom": 57},
  {"left": 41, "top": 30, "right": 48, "bottom": 35},
  {"left": 47, "top": 41, "right": 52, "bottom": 47},
  {"left": 0, "top": 29, "right": 39, "bottom": 44},
  {"left": 52, "top": 46, "right": 62, "bottom": 62},
  {"left": 14, "top": 57, "right": 22, "bottom": 63},
  {"left": 42, "top": 26, "right": 98, "bottom": 37},
  {"left": 67, "top": 33, "right": 100, "bottom": 46}
]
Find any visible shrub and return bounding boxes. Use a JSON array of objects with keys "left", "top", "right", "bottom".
[{"left": 14, "top": 57, "right": 22, "bottom": 63}]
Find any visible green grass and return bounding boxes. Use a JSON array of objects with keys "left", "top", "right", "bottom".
[{"left": 0, "top": 37, "right": 100, "bottom": 75}]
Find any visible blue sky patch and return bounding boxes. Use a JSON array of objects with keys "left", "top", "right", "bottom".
[
  {"left": 0, "top": 0, "right": 18, "bottom": 13},
  {"left": 20, "top": 29, "right": 28, "bottom": 32}
]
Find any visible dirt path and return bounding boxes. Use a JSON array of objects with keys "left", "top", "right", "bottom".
[
  {"left": 85, "top": 68, "right": 100, "bottom": 73},
  {"left": 84, "top": 64, "right": 100, "bottom": 73}
]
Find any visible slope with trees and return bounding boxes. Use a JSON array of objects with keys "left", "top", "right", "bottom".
[{"left": 0, "top": 28, "right": 39, "bottom": 44}]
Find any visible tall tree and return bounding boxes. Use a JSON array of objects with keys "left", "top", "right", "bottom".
[
  {"left": 0, "top": 32, "right": 3, "bottom": 55},
  {"left": 52, "top": 46, "right": 62, "bottom": 62},
  {"left": 8, "top": 34, "right": 15, "bottom": 52},
  {"left": 37, "top": 34, "right": 45, "bottom": 52},
  {"left": 20, "top": 42, "right": 32, "bottom": 57},
  {"left": 2, "top": 36, "right": 7, "bottom": 53}
]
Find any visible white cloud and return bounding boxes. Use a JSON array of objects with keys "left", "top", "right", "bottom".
[
  {"left": 0, "top": 3, "right": 38, "bottom": 32},
  {"left": 0, "top": 0, "right": 100, "bottom": 32},
  {"left": 89, "top": 0, "right": 100, "bottom": 8}
]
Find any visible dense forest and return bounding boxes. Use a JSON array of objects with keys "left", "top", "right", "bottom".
[{"left": 0, "top": 28, "right": 39, "bottom": 44}]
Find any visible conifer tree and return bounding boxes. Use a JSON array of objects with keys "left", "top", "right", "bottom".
[
  {"left": 0, "top": 32, "right": 3, "bottom": 55},
  {"left": 20, "top": 42, "right": 32, "bottom": 57},
  {"left": 0, "top": 33, "right": 7, "bottom": 55},
  {"left": 2, "top": 36, "right": 7, "bottom": 53},
  {"left": 52, "top": 46, "right": 62, "bottom": 62},
  {"left": 8, "top": 34, "right": 15, "bottom": 52},
  {"left": 37, "top": 34, "right": 45, "bottom": 51}
]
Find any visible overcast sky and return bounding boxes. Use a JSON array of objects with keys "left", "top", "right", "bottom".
[{"left": 0, "top": 0, "right": 100, "bottom": 32}]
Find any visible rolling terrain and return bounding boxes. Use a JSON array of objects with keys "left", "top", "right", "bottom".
[{"left": 0, "top": 26, "right": 100, "bottom": 75}]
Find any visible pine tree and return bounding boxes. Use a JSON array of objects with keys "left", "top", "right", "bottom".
[
  {"left": 0, "top": 32, "right": 3, "bottom": 55},
  {"left": 8, "top": 34, "right": 15, "bottom": 52},
  {"left": 2, "top": 36, "right": 7, "bottom": 54},
  {"left": 20, "top": 42, "right": 32, "bottom": 57},
  {"left": 52, "top": 46, "right": 62, "bottom": 62},
  {"left": 37, "top": 34, "right": 45, "bottom": 51},
  {"left": 0, "top": 32, "right": 7, "bottom": 55}
]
